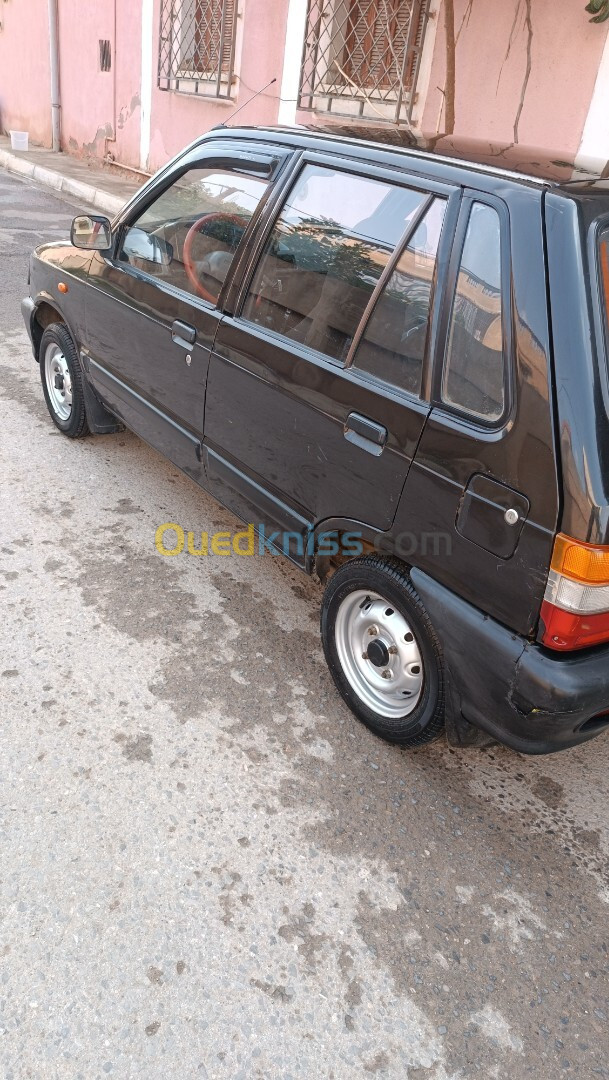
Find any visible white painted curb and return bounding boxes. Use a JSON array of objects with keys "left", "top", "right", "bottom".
[{"left": 0, "top": 146, "right": 125, "bottom": 217}]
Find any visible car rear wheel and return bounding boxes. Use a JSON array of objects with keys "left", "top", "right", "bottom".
[
  {"left": 321, "top": 555, "right": 445, "bottom": 747},
  {"left": 39, "top": 323, "right": 89, "bottom": 438}
]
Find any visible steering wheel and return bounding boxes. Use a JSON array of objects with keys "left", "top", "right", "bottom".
[{"left": 183, "top": 212, "right": 249, "bottom": 303}]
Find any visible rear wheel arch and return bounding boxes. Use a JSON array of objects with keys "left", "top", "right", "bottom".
[{"left": 311, "top": 517, "right": 402, "bottom": 582}]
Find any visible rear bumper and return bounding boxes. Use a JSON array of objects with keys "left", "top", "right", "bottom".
[{"left": 411, "top": 568, "right": 609, "bottom": 754}]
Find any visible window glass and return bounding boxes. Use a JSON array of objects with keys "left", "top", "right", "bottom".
[
  {"left": 241, "top": 164, "right": 427, "bottom": 362},
  {"left": 442, "top": 202, "right": 505, "bottom": 421},
  {"left": 600, "top": 230, "right": 609, "bottom": 353},
  {"left": 119, "top": 167, "right": 268, "bottom": 303},
  {"left": 352, "top": 199, "right": 446, "bottom": 396}
]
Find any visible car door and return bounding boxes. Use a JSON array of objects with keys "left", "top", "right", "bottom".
[
  {"left": 83, "top": 142, "right": 286, "bottom": 481},
  {"left": 395, "top": 186, "right": 560, "bottom": 635},
  {"left": 203, "top": 154, "right": 458, "bottom": 564}
]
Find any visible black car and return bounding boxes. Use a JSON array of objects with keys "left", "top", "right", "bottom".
[{"left": 22, "top": 125, "right": 609, "bottom": 755}]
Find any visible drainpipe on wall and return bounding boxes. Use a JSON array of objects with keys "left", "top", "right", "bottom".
[
  {"left": 48, "top": 0, "right": 61, "bottom": 151},
  {"left": 104, "top": 0, "right": 118, "bottom": 160}
]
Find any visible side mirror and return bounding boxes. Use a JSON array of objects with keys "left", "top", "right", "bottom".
[
  {"left": 71, "top": 214, "right": 112, "bottom": 251},
  {"left": 121, "top": 227, "right": 173, "bottom": 267}
]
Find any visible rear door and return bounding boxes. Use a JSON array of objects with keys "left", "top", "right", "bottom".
[
  {"left": 396, "top": 184, "right": 560, "bottom": 635},
  {"left": 203, "top": 154, "right": 457, "bottom": 562}
]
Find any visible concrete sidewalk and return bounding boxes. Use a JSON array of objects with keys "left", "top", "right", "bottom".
[{"left": 0, "top": 136, "right": 147, "bottom": 216}]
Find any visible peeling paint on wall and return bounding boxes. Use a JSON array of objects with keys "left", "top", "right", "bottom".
[{"left": 117, "top": 94, "right": 141, "bottom": 132}]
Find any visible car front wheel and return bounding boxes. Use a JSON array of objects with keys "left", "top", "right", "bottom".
[
  {"left": 39, "top": 323, "right": 89, "bottom": 438},
  {"left": 321, "top": 555, "right": 445, "bottom": 748}
]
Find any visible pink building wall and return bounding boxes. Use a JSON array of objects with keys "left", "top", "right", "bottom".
[
  {"left": 0, "top": 0, "right": 142, "bottom": 164},
  {"left": 1, "top": 1, "right": 608, "bottom": 175},
  {"left": 147, "top": 0, "right": 288, "bottom": 173},
  {"left": 58, "top": 0, "right": 142, "bottom": 168},
  {"left": 420, "top": 0, "right": 609, "bottom": 158},
  {"left": 0, "top": 0, "right": 51, "bottom": 146},
  {"left": 0, "top": 0, "right": 287, "bottom": 173}
]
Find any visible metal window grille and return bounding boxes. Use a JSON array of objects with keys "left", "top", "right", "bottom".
[
  {"left": 158, "top": 0, "right": 237, "bottom": 98},
  {"left": 298, "top": 0, "right": 431, "bottom": 125},
  {"left": 99, "top": 39, "right": 112, "bottom": 73}
]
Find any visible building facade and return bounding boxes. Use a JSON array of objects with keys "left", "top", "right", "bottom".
[{"left": 0, "top": 0, "right": 608, "bottom": 176}]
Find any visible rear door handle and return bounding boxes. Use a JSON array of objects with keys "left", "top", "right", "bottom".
[
  {"left": 344, "top": 412, "right": 388, "bottom": 457},
  {"left": 172, "top": 320, "right": 196, "bottom": 349}
]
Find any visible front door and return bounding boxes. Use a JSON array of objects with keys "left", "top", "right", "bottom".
[
  {"left": 83, "top": 145, "right": 280, "bottom": 480},
  {"left": 204, "top": 157, "right": 456, "bottom": 562}
]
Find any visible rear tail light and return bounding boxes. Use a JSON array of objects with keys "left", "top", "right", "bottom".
[{"left": 540, "top": 533, "right": 609, "bottom": 650}]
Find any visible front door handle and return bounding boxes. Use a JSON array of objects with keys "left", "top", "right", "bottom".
[
  {"left": 172, "top": 320, "right": 196, "bottom": 350},
  {"left": 344, "top": 412, "right": 388, "bottom": 457}
]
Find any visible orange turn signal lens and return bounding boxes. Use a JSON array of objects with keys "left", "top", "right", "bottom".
[
  {"left": 58, "top": 282, "right": 69, "bottom": 294},
  {"left": 551, "top": 533, "right": 609, "bottom": 586}
]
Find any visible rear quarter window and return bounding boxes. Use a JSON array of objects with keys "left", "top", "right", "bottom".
[{"left": 442, "top": 201, "right": 505, "bottom": 422}]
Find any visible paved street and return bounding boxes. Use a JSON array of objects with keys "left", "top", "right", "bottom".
[{"left": 0, "top": 168, "right": 608, "bottom": 1079}]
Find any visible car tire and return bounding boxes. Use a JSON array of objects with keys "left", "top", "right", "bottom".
[
  {"left": 320, "top": 554, "right": 445, "bottom": 748},
  {"left": 39, "top": 323, "right": 89, "bottom": 438}
]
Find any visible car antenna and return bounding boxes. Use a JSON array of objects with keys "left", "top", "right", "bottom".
[{"left": 212, "top": 77, "right": 277, "bottom": 129}]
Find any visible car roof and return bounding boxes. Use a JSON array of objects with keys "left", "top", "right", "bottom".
[{"left": 205, "top": 123, "right": 609, "bottom": 193}]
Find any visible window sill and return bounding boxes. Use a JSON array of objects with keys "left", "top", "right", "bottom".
[{"left": 158, "top": 88, "right": 237, "bottom": 105}]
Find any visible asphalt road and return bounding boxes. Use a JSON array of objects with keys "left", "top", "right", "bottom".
[{"left": 0, "top": 168, "right": 608, "bottom": 1080}]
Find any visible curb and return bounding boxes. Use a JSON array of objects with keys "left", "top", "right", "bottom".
[{"left": 0, "top": 146, "right": 125, "bottom": 217}]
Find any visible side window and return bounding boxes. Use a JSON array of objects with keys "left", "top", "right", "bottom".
[
  {"left": 351, "top": 199, "right": 446, "bottom": 396},
  {"left": 442, "top": 202, "right": 505, "bottom": 422},
  {"left": 241, "top": 164, "right": 427, "bottom": 363},
  {"left": 600, "top": 229, "right": 609, "bottom": 351},
  {"left": 119, "top": 166, "right": 269, "bottom": 304}
]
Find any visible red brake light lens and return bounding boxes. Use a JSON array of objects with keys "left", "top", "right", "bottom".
[{"left": 540, "top": 601, "right": 609, "bottom": 651}]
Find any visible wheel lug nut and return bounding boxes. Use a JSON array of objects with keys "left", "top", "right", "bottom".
[
  {"left": 389, "top": 645, "right": 398, "bottom": 655},
  {"left": 382, "top": 670, "right": 392, "bottom": 680},
  {"left": 368, "top": 625, "right": 379, "bottom": 636},
  {"left": 362, "top": 651, "right": 368, "bottom": 660}
]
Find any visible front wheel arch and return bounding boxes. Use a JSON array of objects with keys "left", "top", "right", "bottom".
[{"left": 32, "top": 301, "right": 66, "bottom": 360}]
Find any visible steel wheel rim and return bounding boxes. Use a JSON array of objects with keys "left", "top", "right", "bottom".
[
  {"left": 335, "top": 590, "right": 424, "bottom": 719},
  {"left": 44, "top": 342, "right": 72, "bottom": 421}
]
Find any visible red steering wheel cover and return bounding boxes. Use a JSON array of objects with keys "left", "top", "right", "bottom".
[{"left": 182, "top": 212, "right": 248, "bottom": 303}]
